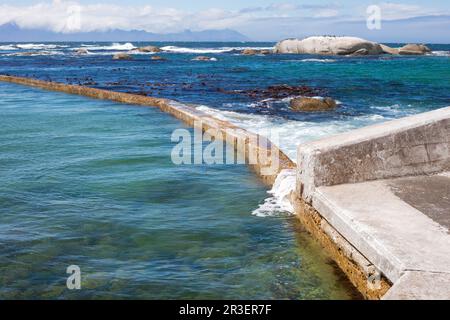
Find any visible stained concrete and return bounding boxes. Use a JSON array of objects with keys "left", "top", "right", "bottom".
[
  {"left": 297, "top": 107, "right": 450, "bottom": 299},
  {"left": 297, "top": 107, "right": 450, "bottom": 202},
  {"left": 389, "top": 174, "right": 450, "bottom": 230},
  {"left": 0, "top": 75, "right": 295, "bottom": 185}
]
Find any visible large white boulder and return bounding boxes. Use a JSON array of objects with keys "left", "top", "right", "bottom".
[{"left": 274, "top": 36, "right": 384, "bottom": 55}]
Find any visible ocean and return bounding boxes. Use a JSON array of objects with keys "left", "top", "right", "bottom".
[{"left": 0, "top": 41, "right": 449, "bottom": 299}]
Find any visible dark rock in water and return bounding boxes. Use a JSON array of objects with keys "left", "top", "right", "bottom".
[
  {"left": 290, "top": 97, "right": 337, "bottom": 112},
  {"left": 137, "top": 46, "right": 161, "bottom": 53},
  {"left": 151, "top": 55, "right": 166, "bottom": 61},
  {"left": 398, "top": 44, "right": 431, "bottom": 55},
  {"left": 75, "top": 48, "right": 89, "bottom": 55},
  {"left": 192, "top": 56, "right": 217, "bottom": 61},
  {"left": 113, "top": 53, "right": 133, "bottom": 60},
  {"left": 241, "top": 48, "right": 272, "bottom": 55},
  {"left": 227, "top": 84, "right": 319, "bottom": 100}
]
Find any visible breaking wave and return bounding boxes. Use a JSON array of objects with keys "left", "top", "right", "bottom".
[
  {"left": 252, "top": 169, "right": 296, "bottom": 217},
  {"left": 160, "top": 46, "right": 273, "bottom": 54},
  {"left": 79, "top": 42, "right": 136, "bottom": 51}
]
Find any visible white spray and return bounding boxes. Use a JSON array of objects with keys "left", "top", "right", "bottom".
[{"left": 252, "top": 169, "right": 297, "bottom": 217}]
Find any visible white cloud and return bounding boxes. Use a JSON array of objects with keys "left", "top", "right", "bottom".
[
  {"left": 0, "top": 0, "right": 446, "bottom": 37},
  {"left": 0, "top": 1, "right": 344, "bottom": 33},
  {"left": 377, "top": 2, "right": 445, "bottom": 20}
]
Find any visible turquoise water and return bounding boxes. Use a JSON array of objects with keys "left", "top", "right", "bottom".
[
  {"left": 0, "top": 82, "right": 358, "bottom": 299},
  {"left": 1, "top": 41, "right": 448, "bottom": 159}
]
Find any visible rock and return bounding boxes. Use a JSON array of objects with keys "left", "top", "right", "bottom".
[
  {"left": 192, "top": 56, "right": 217, "bottom": 61},
  {"left": 290, "top": 97, "right": 337, "bottom": 112},
  {"left": 242, "top": 49, "right": 258, "bottom": 55},
  {"left": 274, "top": 36, "right": 384, "bottom": 55},
  {"left": 380, "top": 44, "right": 399, "bottom": 55},
  {"left": 398, "top": 44, "right": 431, "bottom": 55},
  {"left": 241, "top": 49, "right": 272, "bottom": 55},
  {"left": 350, "top": 48, "right": 369, "bottom": 56},
  {"left": 259, "top": 49, "right": 272, "bottom": 55},
  {"left": 113, "top": 53, "right": 133, "bottom": 60},
  {"left": 137, "top": 46, "right": 161, "bottom": 53},
  {"left": 75, "top": 48, "right": 89, "bottom": 55},
  {"left": 151, "top": 55, "right": 166, "bottom": 61}
]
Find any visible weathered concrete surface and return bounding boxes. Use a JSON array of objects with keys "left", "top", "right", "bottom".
[
  {"left": 0, "top": 75, "right": 294, "bottom": 185},
  {"left": 292, "top": 195, "right": 391, "bottom": 300},
  {"left": 383, "top": 271, "right": 450, "bottom": 300},
  {"left": 274, "top": 36, "right": 383, "bottom": 55},
  {"left": 389, "top": 173, "right": 450, "bottom": 229},
  {"left": 296, "top": 108, "right": 450, "bottom": 299},
  {"left": 313, "top": 178, "right": 450, "bottom": 283},
  {"left": 297, "top": 107, "right": 450, "bottom": 202}
]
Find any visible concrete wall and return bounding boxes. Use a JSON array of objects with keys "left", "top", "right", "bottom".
[
  {"left": 0, "top": 75, "right": 295, "bottom": 185},
  {"left": 297, "top": 107, "right": 450, "bottom": 201}
]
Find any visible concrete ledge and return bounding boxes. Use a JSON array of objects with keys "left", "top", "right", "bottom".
[
  {"left": 297, "top": 107, "right": 450, "bottom": 202},
  {"left": 383, "top": 271, "right": 450, "bottom": 300},
  {"left": 292, "top": 195, "right": 391, "bottom": 299}
]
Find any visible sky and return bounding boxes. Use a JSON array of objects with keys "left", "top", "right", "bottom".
[{"left": 0, "top": 0, "right": 449, "bottom": 42}]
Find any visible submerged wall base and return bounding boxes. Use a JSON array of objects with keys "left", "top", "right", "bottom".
[{"left": 292, "top": 196, "right": 391, "bottom": 300}]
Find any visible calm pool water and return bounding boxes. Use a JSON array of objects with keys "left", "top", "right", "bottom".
[{"left": 0, "top": 82, "right": 359, "bottom": 299}]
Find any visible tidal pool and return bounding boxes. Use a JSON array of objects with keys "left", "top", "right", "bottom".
[{"left": 0, "top": 82, "right": 359, "bottom": 299}]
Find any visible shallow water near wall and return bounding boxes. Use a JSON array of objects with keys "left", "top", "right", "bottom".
[{"left": 0, "top": 82, "right": 360, "bottom": 299}]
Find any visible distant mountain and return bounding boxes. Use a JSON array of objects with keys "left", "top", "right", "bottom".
[{"left": 0, "top": 23, "right": 251, "bottom": 42}]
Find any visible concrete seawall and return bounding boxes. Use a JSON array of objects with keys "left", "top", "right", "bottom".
[
  {"left": 0, "top": 75, "right": 294, "bottom": 185},
  {"left": 2, "top": 75, "right": 448, "bottom": 299}
]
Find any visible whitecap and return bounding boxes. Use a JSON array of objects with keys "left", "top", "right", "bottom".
[
  {"left": 252, "top": 169, "right": 296, "bottom": 217},
  {"left": 77, "top": 43, "right": 136, "bottom": 51},
  {"left": 160, "top": 46, "right": 273, "bottom": 54},
  {"left": 301, "top": 58, "right": 336, "bottom": 63},
  {"left": 16, "top": 43, "right": 68, "bottom": 50},
  {"left": 431, "top": 51, "right": 450, "bottom": 57},
  {"left": 0, "top": 44, "right": 17, "bottom": 50}
]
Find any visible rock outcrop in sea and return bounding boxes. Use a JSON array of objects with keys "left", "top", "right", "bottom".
[
  {"left": 113, "top": 53, "right": 133, "bottom": 60},
  {"left": 151, "top": 56, "right": 166, "bottom": 61},
  {"left": 274, "top": 36, "right": 383, "bottom": 55},
  {"left": 137, "top": 46, "right": 162, "bottom": 53},
  {"left": 290, "top": 97, "right": 337, "bottom": 112},
  {"left": 275, "top": 36, "right": 431, "bottom": 56},
  {"left": 192, "top": 56, "right": 217, "bottom": 61},
  {"left": 241, "top": 49, "right": 272, "bottom": 55}
]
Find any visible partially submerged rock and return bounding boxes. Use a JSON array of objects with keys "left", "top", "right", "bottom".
[
  {"left": 290, "top": 97, "right": 337, "bottom": 112},
  {"left": 380, "top": 44, "right": 399, "bottom": 55},
  {"left": 223, "top": 84, "right": 319, "bottom": 100},
  {"left": 137, "top": 46, "right": 161, "bottom": 53},
  {"left": 113, "top": 53, "right": 133, "bottom": 60},
  {"left": 274, "top": 36, "right": 383, "bottom": 55},
  {"left": 75, "top": 48, "right": 89, "bottom": 55},
  {"left": 241, "top": 49, "right": 272, "bottom": 55},
  {"left": 192, "top": 56, "right": 217, "bottom": 61},
  {"left": 151, "top": 55, "right": 166, "bottom": 61},
  {"left": 398, "top": 44, "right": 431, "bottom": 55}
]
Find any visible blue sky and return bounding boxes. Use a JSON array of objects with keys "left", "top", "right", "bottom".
[{"left": 1, "top": 1, "right": 449, "bottom": 42}]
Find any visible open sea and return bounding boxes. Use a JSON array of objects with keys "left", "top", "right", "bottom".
[{"left": 0, "top": 41, "right": 449, "bottom": 299}]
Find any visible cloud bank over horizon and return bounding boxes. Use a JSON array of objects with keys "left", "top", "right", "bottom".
[{"left": 0, "top": 0, "right": 449, "bottom": 42}]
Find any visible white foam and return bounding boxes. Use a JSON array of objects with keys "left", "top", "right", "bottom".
[
  {"left": 431, "top": 51, "right": 450, "bottom": 57},
  {"left": 79, "top": 43, "right": 136, "bottom": 51},
  {"left": 298, "top": 58, "right": 336, "bottom": 63},
  {"left": 0, "top": 44, "right": 16, "bottom": 50},
  {"left": 252, "top": 169, "right": 296, "bottom": 217},
  {"left": 160, "top": 46, "right": 273, "bottom": 54},
  {"left": 16, "top": 43, "right": 68, "bottom": 50},
  {"left": 4, "top": 50, "right": 64, "bottom": 57},
  {"left": 196, "top": 102, "right": 368, "bottom": 161}
]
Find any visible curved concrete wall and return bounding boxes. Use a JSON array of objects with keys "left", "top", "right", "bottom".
[{"left": 297, "top": 107, "right": 450, "bottom": 201}]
